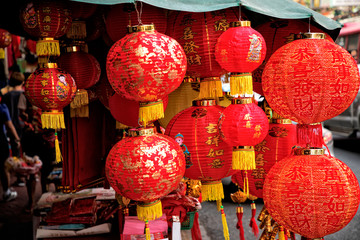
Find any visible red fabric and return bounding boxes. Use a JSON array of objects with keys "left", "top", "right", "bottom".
[
  {"left": 106, "top": 3, "right": 167, "bottom": 42},
  {"left": 236, "top": 207, "right": 245, "bottom": 240},
  {"left": 26, "top": 39, "right": 37, "bottom": 54},
  {"left": 219, "top": 102, "right": 269, "bottom": 147},
  {"left": 24, "top": 66, "right": 77, "bottom": 112},
  {"left": 262, "top": 38, "right": 360, "bottom": 124},
  {"left": 296, "top": 123, "right": 323, "bottom": 148},
  {"left": 0, "top": 29, "right": 12, "bottom": 48},
  {"left": 191, "top": 211, "right": 202, "bottom": 240},
  {"left": 107, "top": 29, "right": 187, "bottom": 103},
  {"left": 168, "top": 9, "right": 239, "bottom": 78},
  {"left": 58, "top": 51, "right": 101, "bottom": 89},
  {"left": 165, "top": 103, "right": 234, "bottom": 181},
  {"left": 109, "top": 93, "right": 168, "bottom": 127},
  {"left": 252, "top": 19, "right": 333, "bottom": 95},
  {"left": 106, "top": 129, "right": 185, "bottom": 202},
  {"left": 69, "top": 1, "right": 97, "bottom": 19},
  {"left": 263, "top": 152, "right": 360, "bottom": 238},
  {"left": 20, "top": 1, "right": 72, "bottom": 39},
  {"left": 232, "top": 122, "right": 297, "bottom": 198},
  {"left": 249, "top": 204, "right": 259, "bottom": 237},
  {"left": 215, "top": 23, "right": 266, "bottom": 73}
]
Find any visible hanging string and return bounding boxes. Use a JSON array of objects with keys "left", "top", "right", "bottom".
[
  {"left": 134, "top": 1, "right": 143, "bottom": 25},
  {"left": 308, "top": 17, "right": 311, "bottom": 33},
  {"left": 238, "top": 1, "right": 242, "bottom": 21}
]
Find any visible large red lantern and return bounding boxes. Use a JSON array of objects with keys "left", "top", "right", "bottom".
[
  {"left": 168, "top": 9, "right": 239, "bottom": 99},
  {"left": 106, "top": 3, "right": 167, "bottom": 43},
  {"left": 106, "top": 127, "right": 185, "bottom": 221},
  {"left": 232, "top": 119, "right": 296, "bottom": 198},
  {"left": 165, "top": 99, "right": 234, "bottom": 202},
  {"left": 263, "top": 148, "right": 360, "bottom": 238},
  {"left": 20, "top": 1, "right": 72, "bottom": 58},
  {"left": 215, "top": 21, "right": 266, "bottom": 96},
  {"left": 106, "top": 24, "right": 187, "bottom": 126},
  {"left": 219, "top": 98, "right": 269, "bottom": 170}
]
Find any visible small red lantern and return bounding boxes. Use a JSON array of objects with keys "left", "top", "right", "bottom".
[
  {"left": 165, "top": 99, "right": 234, "bottom": 202},
  {"left": 263, "top": 148, "right": 360, "bottom": 238},
  {"left": 106, "top": 3, "right": 167, "bottom": 43},
  {"left": 106, "top": 127, "right": 185, "bottom": 221},
  {"left": 232, "top": 119, "right": 296, "bottom": 198},
  {"left": 215, "top": 21, "right": 266, "bottom": 96},
  {"left": 0, "top": 29, "right": 12, "bottom": 48},
  {"left": 69, "top": 1, "right": 97, "bottom": 20},
  {"left": 219, "top": 98, "right": 269, "bottom": 171},
  {"left": 20, "top": 1, "right": 72, "bottom": 57},
  {"left": 106, "top": 24, "right": 187, "bottom": 126}
]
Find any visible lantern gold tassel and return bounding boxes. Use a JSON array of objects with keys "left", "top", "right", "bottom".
[
  {"left": 36, "top": 38, "right": 60, "bottom": 57},
  {"left": 70, "top": 89, "right": 89, "bottom": 109},
  {"left": 70, "top": 106, "right": 89, "bottom": 118},
  {"left": 232, "top": 146, "right": 256, "bottom": 170},
  {"left": 145, "top": 221, "right": 151, "bottom": 240},
  {"left": 137, "top": 200, "right": 163, "bottom": 221},
  {"left": 230, "top": 73, "right": 253, "bottom": 96},
  {"left": 41, "top": 111, "right": 66, "bottom": 129},
  {"left": 198, "top": 77, "right": 223, "bottom": 99},
  {"left": 139, "top": 101, "right": 164, "bottom": 126},
  {"left": 278, "top": 226, "right": 285, "bottom": 240},
  {"left": 54, "top": 132, "right": 63, "bottom": 163},
  {"left": 0, "top": 48, "right": 5, "bottom": 59},
  {"left": 201, "top": 180, "right": 224, "bottom": 202},
  {"left": 66, "top": 21, "right": 87, "bottom": 40},
  {"left": 220, "top": 206, "right": 230, "bottom": 240}
]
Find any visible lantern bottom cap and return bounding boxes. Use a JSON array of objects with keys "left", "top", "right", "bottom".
[{"left": 137, "top": 200, "right": 162, "bottom": 221}]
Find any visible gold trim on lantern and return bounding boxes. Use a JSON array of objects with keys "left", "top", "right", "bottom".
[
  {"left": 201, "top": 77, "right": 221, "bottom": 82},
  {"left": 303, "top": 32, "right": 325, "bottom": 39},
  {"left": 233, "top": 146, "right": 254, "bottom": 151},
  {"left": 127, "top": 24, "right": 155, "bottom": 33},
  {"left": 294, "top": 148, "right": 324, "bottom": 156},
  {"left": 183, "top": 76, "right": 200, "bottom": 83},
  {"left": 232, "top": 97, "right": 253, "bottom": 105},
  {"left": 310, "top": 122, "right": 321, "bottom": 126},
  {"left": 192, "top": 99, "right": 217, "bottom": 107},
  {"left": 128, "top": 127, "right": 156, "bottom": 137},
  {"left": 270, "top": 119, "right": 292, "bottom": 124},
  {"left": 65, "top": 45, "right": 81, "bottom": 53},
  {"left": 39, "top": 62, "right": 58, "bottom": 69},
  {"left": 230, "top": 21, "right": 251, "bottom": 28}
]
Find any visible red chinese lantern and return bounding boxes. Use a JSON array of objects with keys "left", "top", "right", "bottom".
[
  {"left": 219, "top": 98, "right": 269, "bottom": 171},
  {"left": 95, "top": 75, "right": 114, "bottom": 110},
  {"left": 232, "top": 119, "right": 296, "bottom": 198},
  {"left": 106, "top": 127, "right": 185, "bottom": 222},
  {"left": 165, "top": 99, "right": 234, "bottom": 202},
  {"left": 252, "top": 19, "right": 333, "bottom": 95},
  {"left": 263, "top": 148, "right": 360, "bottom": 238},
  {"left": 106, "top": 3, "right": 167, "bottom": 43},
  {"left": 215, "top": 21, "right": 266, "bottom": 96},
  {"left": 0, "top": 29, "right": 12, "bottom": 48},
  {"left": 106, "top": 24, "right": 187, "bottom": 126},
  {"left": 168, "top": 9, "right": 239, "bottom": 99},
  {"left": 69, "top": 1, "right": 97, "bottom": 20},
  {"left": 20, "top": 1, "right": 72, "bottom": 58}
]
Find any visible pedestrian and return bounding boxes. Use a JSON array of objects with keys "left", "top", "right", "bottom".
[{"left": 0, "top": 93, "right": 21, "bottom": 201}]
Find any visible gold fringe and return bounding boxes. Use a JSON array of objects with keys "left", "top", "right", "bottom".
[
  {"left": 145, "top": 221, "right": 151, "bottom": 240},
  {"left": 66, "top": 21, "right": 87, "bottom": 40},
  {"left": 70, "top": 106, "right": 89, "bottom": 118},
  {"left": 198, "top": 77, "right": 223, "bottom": 99},
  {"left": 201, "top": 181, "right": 224, "bottom": 201},
  {"left": 0, "top": 48, "right": 4, "bottom": 59},
  {"left": 55, "top": 132, "right": 63, "bottom": 163},
  {"left": 116, "top": 121, "right": 129, "bottom": 129},
  {"left": 137, "top": 200, "right": 162, "bottom": 221},
  {"left": 70, "top": 89, "right": 89, "bottom": 109},
  {"left": 278, "top": 226, "right": 285, "bottom": 240},
  {"left": 36, "top": 39, "right": 60, "bottom": 57},
  {"left": 220, "top": 206, "right": 230, "bottom": 240},
  {"left": 41, "top": 111, "right": 66, "bottom": 129},
  {"left": 232, "top": 147, "right": 256, "bottom": 170},
  {"left": 230, "top": 73, "right": 253, "bottom": 96},
  {"left": 139, "top": 101, "right": 164, "bottom": 126},
  {"left": 244, "top": 171, "right": 250, "bottom": 197}
]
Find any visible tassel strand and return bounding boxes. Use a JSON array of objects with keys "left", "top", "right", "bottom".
[{"left": 220, "top": 206, "right": 230, "bottom": 240}]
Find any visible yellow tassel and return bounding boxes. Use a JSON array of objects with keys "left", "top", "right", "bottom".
[
  {"left": 55, "top": 132, "right": 63, "bottom": 163},
  {"left": 232, "top": 146, "right": 256, "bottom": 170},
  {"left": 70, "top": 89, "right": 89, "bottom": 109},
  {"left": 197, "top": 77, "right": 223, "bottom": 99},
  {"left": 243, "top": 171, "right": 250, "bottom": 198},
  {"left": 216, "top": 199, "right": 222, "bottom": 212},
  {"left": 36, "top": 38, "right": 60, "bottom": 57},
  {"left": 220, "top": 206, "right": 230, "bottom": 240},
  {"left": 230, "top": 73, "right": 253, "bottom": 96},
  {"left": 137, "top": 200, "right": 162, "bottom": 221},
  {"left": 66, "top": 20, "right": 87, "bottom": 40},
  {"left": 41, "top": 111, "right": 66, "bottom": 129},
  {"left": 278, "top": 226, "right": 285, "bottom": 240},
  {"left": 116, "top": 121, "right": 129, "bottom": 129},
  {"left": 201, "top": 180, "right": 224, "bottom": 202},
  {"left": 0, "top": 48, "right": 4, "bottom": 59},
  {"left": 145, "top": 220, "right": 151, "bottom": 240},
  {"left": 139, "top": 100, "right": 164, "bottom": 126},
  {"left": 70, "top": 106, "right": 89, "bottom": 118}
]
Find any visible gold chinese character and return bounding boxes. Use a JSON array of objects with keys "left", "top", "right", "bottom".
[
  {"left": 43, "top": 7, "right": 51, "bottom": 13},
  {"left": 253, "top": 132, "right": 262, "bottom": 138},
  {"left": 205, "top": 123, "right": 218, "bottom": 134},
  {"left": 42, "top": 73, "right": 50, "bottom": 79},
  {"left": 254, "top": 125, "right": 262, "bottom": 132},
  {"left": 184, "top": 41, "right": 199, "bottom": 54},
  {"left": 255, "top": 153, "right": 265, "bottom": 166},
  {"left": 43, "top": 25, "right": 51, "bottom": 31},
  {"left": 41, "top": 89, "right": 49, "bottom": 96},
  {"left": 214, "top": 19, "right": 229, "bottom": 31},
  {"left": 43, "top": 15, "right": 51, "bottom": 23},
  {"left": 245, "top": 121, "right": 251, "bottom": 128},
  {"left": 40, "top": 79, "right": 48, "bottom": 87},
  {"left": 244, "top": 113, "right": 253, "bottom": 121},
  {"left": 208, "top": 158, "right": 224, "bottom": 169},
  {"left": 181, "top": 27, "right": 195, "bottom": 40},
  {"left": 187, "top": 54, "right": 202, "bottom": 65},
  {"left": 43, "top": 97, "right": 49, "bottom": 103},
  {"left": 205, "top": 135, "right": 221, "bottom": 147},
  {"left": 207, "top": 149, "right": 224, "bottom": 158}
]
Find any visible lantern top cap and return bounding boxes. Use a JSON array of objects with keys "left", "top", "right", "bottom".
[
  {"left": 127, "top": 24, "right": 156, "bottom": 34},
  {"left": 183, "top": 76, "right": 199, "bottom": 83},
  {"left": 192, "top": 99, "right": 217, "bottom": 107},
  {"left": 232, "top": 97, "right": 253, "bottom": 105},
  {"left": 303, "top": 32, "right": 325, "bottom": 39},
  {"left": 65, "top": 45, "right": 81, "bottom": 53},
  {"left": 128, "top": 127, "right": 156, "bottom": 137},
  {"left": 230, "top": 21, "right": 251, "bottom": 28},
  {"left": 39, "top": 62, "right": 58, "bottom": 69},
  {"left": 269, "top": 119, "right": 292, "bottom": 124},
  {"left": 294, "top": 148, "right": 324, "bottom": 156}
]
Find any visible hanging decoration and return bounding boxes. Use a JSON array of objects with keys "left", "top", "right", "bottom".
[
  {"left": 106, "top": 127, "right": 185, "bottom": 223},
  {"left": 20, "top": 1, "right": 72, "bottom": 60},
  {"left": 106, "top": 24, "right": 187, "bottom": 126},
  {"left": 263, "top": 147, "right": 360, "bottom": 239},
  {"left": 0, "top": 29, "right": 11, "bottom": 59}
]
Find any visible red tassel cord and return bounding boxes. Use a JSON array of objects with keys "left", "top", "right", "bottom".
[
  {"left": 236, "top": 206, "right": 245, "bottom": 240},
  {"left": 191, "top": 211, "right": 202, "bottom": 240},
  {"left": 296, "top": 123, "right": 323, "bottom": 148},
  {"left": 249, "top": 202, "right": 259, "bottom": 237}
]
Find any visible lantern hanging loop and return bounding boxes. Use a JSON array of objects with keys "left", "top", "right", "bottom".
[{"left": 134, "top": 1, "right": 143, "bottom": 25}]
